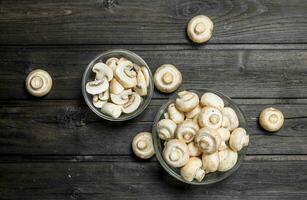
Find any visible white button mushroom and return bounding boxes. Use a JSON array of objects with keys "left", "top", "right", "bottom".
[
  {"left": 200, "top": 92, "right": 224, "bottom": 111},
  {"left": 180, "top": 157, "right": 205, "bottom": 182},
  {"left": 218, "top": 148, "right": 238, "bottom": 172},
  {"left": 157, "top": 119, "right": 177, "bottom": 140},
  {"left": 92, "top": 62, "right": 113, "bottom": 81},
  {"left": 163, "top": 139, "right": 189, "bottom": 168},
  {"left": 132, "top": 132, "right": 155, "bottom": 159},
  {"left": 229, "top": 127, "right": 249, "bottom": 152},
  {"left": 141, "top": 67, "right": 150, "bottom": 87},
  {"left": 259, "top": 107, "right": 284, "bottom": 132},
  {"left": 134, "top": 69, "right": 147, "bottom": 96},
  {"left": 25, "top": 69, "right": 53, "bottom": 97},
  {"left": 86, "top": 78, "right": 109, "bottom": 95},
  {"left": 167, "top": 103, "right": 185, "bottom": 124},
  {"left": 175, "top": 119, "right": 199, "bottom": 143},
  {"left": 110, "top": 89, "right": 132, "bottom": 105},
  {"left": 198, "top": 107, "right": 223, "bottom": 129},
  {"left": 217, "top": 127, "right": 230, "bottom": 142},
  {"left": 109, "top": 78, "right": 124, "bottom": 95},
  {"left": 106, "top": 57, "right": 119, "bottom": 72},
  {"left": 222, "top": 107, "right": 239, "bottom": 131},
  {"left": 185, "top": 104, "right": 201, "bottom": 119},
  {"left": 93, "top": 95, "right": 107, "bottom": 108},
  {"left": 202, "top": 152, "right": 219, "bottom": 173},
  {"left": 114, "top": 60, "right": 137, "bottom": 88},
  {"left": 187, "top": 15, "right": 214, "bottom": 44},
  {"left": 188, "top": 142, "right": 202, "bottom": 157},
  {"left": 154, "top": 64, "right": 182, "bottom": 93},
  {"left": 195, "top": 127, "right": 221, "bottom": 154},
  {"left": 122, "top": 92, "right": 142, "bottom": 114},
  {"left": 100, "top": 102, "right": 122, "bottom": 119},
  {"left": 175, "top": 91, "right": 199, "bottom": 112}
]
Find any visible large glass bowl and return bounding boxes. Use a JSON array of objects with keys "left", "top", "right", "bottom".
[
  {"left": 82, "top": 49, "right": 154, "bottom": 121},
  {"left": 152, "top": 88, "right": 249, "bottom": 185}
]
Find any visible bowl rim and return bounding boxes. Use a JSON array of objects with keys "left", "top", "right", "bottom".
[
  {"left": 82, "top": 49, "right": 154, "bottom": 121},
  {"left": 152, "top": 88, "right": 249, "bottom": 185}
]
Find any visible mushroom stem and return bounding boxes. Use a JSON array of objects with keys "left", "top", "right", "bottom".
[
  {"left": 162, "top": 72, "right": 173, "bottom": 84},
  {"left": 269, "top": 114, "right": 278, "bottom": 123},
  {"left": 195, "top": 22, "right": 205, "bottom": 34},
  {"left": 137, "top": 140, "right": 147, "bottom": 150},
  {"left": 30, "top": 76, "right": 44, "bottom": 89},
  {"left": 209, "top": 114, "right": 219, "bottom": 124},
  {"left": 195, "top": 168, "right": 205, "bottom": 182},
  {"left": 169, "top": 150, "right": 180, "bottom": 161}
]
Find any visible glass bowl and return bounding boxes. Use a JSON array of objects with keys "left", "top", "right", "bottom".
[
  {"left": 82, "top": 49, "right": 154, "bottom": 121},
  {"left": 152, "top": 88, "right": 249, "bottom": 185}
]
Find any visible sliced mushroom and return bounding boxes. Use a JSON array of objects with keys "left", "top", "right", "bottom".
[
  {"left": 195, "top": 127, "right": 221, "bottom": 154},
  {"left": 200, "top": 92, "right": 224, "bottom": 111},
  {"left": 109, "top": 78, "right": 124, "bottom": 95},
  {"left": 202, "top": 152, "right": 219, "bottom": 173},
  {"left": 98, "top": 90, "right": 109, "bottom": 101},
  {"left": 118, "top": 57, "right": 128, "bottom": 64},
  {"left": 188, "top": 142, "right": 202, "bottom": 157},
  {"left": 229, "top": 127, "right": 249, "bottom": 152},
  {"left": 198, "top": 107, "right": 222, "bottom": 129},
  {"left": 154, "top": 64, "right": 182, "bottom": 93},
  {"left": 86, "top": 78, "right": 109, "bottom": 95},
  {"left": 180, "top": 157, "right": 205, "bottom": 182},
  {"left": 175, "top": 91, "right": 199, "bottom": 112},
  {"left": 187, "top": 15, "right": 214, "bottom": 43},
  {"left": 218, "top": 148, "right": 238, "bottom": 172},
  {"left": 259, "top": 107, "right": 284, "bottom": 132},
  {"left": 106, "top": 57, "right": 119, "bottom": 72},
  {"left": 114, "top": 60, "right": 137, "bottom": 88},
  {"left": 141, "top": 67, "right": 150, "bottom": 87},
  {"left": 101, "top": 102, "right": 122, "bottom": 119},
  {"left": 134, "top": 69, "right": 147, "bottom": 96},
  {"left": 93, "top": 95, "right": 107, "bottom": 108},
  {"left": 185, "top": 105, "right": 201, "bottom": 119},
  {"left": 122, "top": 92, "right": 142, "bottom": 114},
  {"left": 167, "top": 103, "right": 185, "bottom": 124},
  {"left": 25, "top": 69, "right": 53, "bottom": 97},
  {"left": 92, "top": 62, "right": 113, "bottom": 81},
  {"left": 132, "top": 132, "right": 155, "bottom": 159},
  {"left": 222, "top": 107, "right": 239, "bottom": 131},
  {"left": 176, "top": 119, "right": 199, "bottom": 143},
  {"left": 157, "top": 119, "right": 177, "bottom": 140},
  {"left": 163, "top": 139, "right": 189, "bottom": 168},
  {"left": 110, "top": 89, "right": 132, "bottom": 105}
]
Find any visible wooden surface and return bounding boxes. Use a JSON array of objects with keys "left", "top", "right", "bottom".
[{"left": 0, "top": 0, "right": 307, "bottom": 199}]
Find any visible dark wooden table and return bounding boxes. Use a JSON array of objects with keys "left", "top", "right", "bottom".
[{"left": 1, "top": 0, "right": 307, "bottom": 199}]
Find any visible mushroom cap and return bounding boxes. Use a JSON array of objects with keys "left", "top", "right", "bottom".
[
  {"left": 157, "top": 119, "right": 177, "bottom": 140},
  {"left": 141, "top": 67, "right": 150, "bottom": 87},
  {"left": 218, "top": 148, "right": 238, "bottom": 172},
  {"left": 195, "top": 127, "right": 221, "bottom": 154},
  {"left": 187, "top": 15, "right": 214, "bottom": 43},
  {"left": 163, "top": 139, "right": 189, "bottom": 168},
  {"left": 154, "top": 64, "right": 182, "bottom": 93},
  {"left": 86, "top": 78, "right": 109, "bottom": 95},
  {"left": 198, "top": 107, "right": 223, "bottom": 129},
  {"left": 132, "top": 132, "right": 155, "bottom": 159},
  {"left": 101, "top": 102, "right": 122, "bottom": 119},
  {"left": 25, "top": 69, "right": 53, "bottom": 97},
  {"left": 175, "top": 91, "right": 199, "bottom": 112},
  {"left": 180, "top": 157, "right": 205, "bottom": 182},
  {"left": 176, "top": 119, "right": 199, "bottom": 143},
  {"left": 134, "top": 69, "right": 148, "bottom": 96},
  {"left": 202, "top": 152, "right": 219, "bottom": 173},
  {"left": 185, "top": 105, "right": 202, "bottom": 119},
  {"left": 222, "top": 107, "right": 239, "bottom": 131},
  {"left": 200, "top": 92, "right": 224, "bottom": 111},
  {"left": 217, "top": 127, "right": 230, "bottom": 142},
  {"left": 114, "top": 60, "right": 137, "bottom": 88},
  {"left": 110, "top": 89, "right": 132, "bottom": 105},
  {"left": 229, "top": 127, "right": 249, "bottom": 152},
  {"left": 122, "top": 92, "right": 142, "bottom": 114},
  {"left": 109, "top": 78, "right": 124, "bottom": 95},
  {"left": 188, "top": 142, "right": 202, "bottom": 157},
  {"left": 106, "top": 57, "right": 119, "bottom": 72},
  {"left": 259, "top": 107, "right": 284, "bottom": 132},
  {"left": 92, "top": 62, "right": 113, "bottom": 81},
  {"left": 93, "top": 95, "right": 107, "bottom": 108},
  {"left": 167, "top": 103, "right": 185, "bottom": 124}
]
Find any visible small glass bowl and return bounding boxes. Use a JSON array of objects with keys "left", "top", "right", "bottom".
[
  {"left": 152, "top": 88, "right": 249, "bottom": 185},
  {"left": 82, "top": 49, "right": 154, "bottom": 121}
]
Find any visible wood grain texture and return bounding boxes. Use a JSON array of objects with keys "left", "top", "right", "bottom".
[
  {"left": 1, "top": 45, "right": 307, "bottom": 99},
  {"left": 1, "top": 99, "right": 306, "bottom": 155},
  {"left": 0, "top": 0, "right": 307, "bottom": 44},
  {"left": 0, "top": 158, "right": 306, "bottom": 200}
]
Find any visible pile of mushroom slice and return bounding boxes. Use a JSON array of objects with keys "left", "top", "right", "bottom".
[
  {"left": 156, "top": 90, "right": 249, "bottom": 183},
  {"left": 85, "top": 57, "right": 150, "bottom": 119}
]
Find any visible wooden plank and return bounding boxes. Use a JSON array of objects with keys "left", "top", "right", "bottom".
[
  {"left": 1, "top": 0, "right": 307, "bottom": 44},
  {"left": 0, "top": 158, "right": 306, "bottom": 199},
  {"left": 1, "top": 45, "right": 307, "bottom": 99},
  {"left": 1, "top": 99, "right": 307, "bottom": 155}
]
